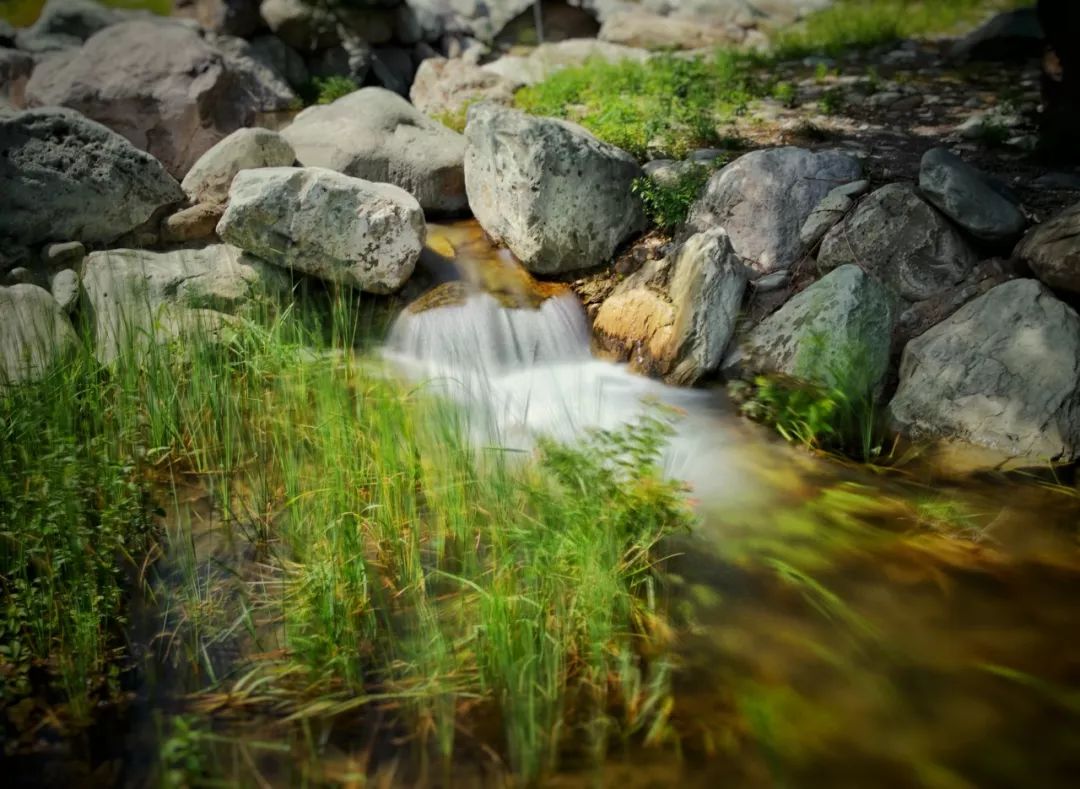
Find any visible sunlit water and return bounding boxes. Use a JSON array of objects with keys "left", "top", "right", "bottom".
[{"left": 378, "top": 222, "right": 1080, "bottom": 788}]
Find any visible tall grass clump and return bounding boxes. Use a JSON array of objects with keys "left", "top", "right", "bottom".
[
  {"left": 738, "top": 332, "right": 888, "bottom": 462},
  {"left": 516, "top": 52, "right": 760, "bottom": 159},
  {"left": 1, "top": 274, "right": 694, "bottom": 782}
]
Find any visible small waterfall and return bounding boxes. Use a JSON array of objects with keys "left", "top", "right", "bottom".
[{"left": 386, "top": 291, "right": 592, "bottom": 375}]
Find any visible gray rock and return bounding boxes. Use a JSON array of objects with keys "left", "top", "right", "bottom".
[
  {"left": 182, "top": 127, "right": 296, "bottom": 206},
  {"left": 481, "top": 38, "right": 650, "bottom": 86},
  {"left": 370, "top": 46, "right": 415, "bottom": 96},
  {"left": 14, "top": 0, "right": 127, "bottom": 54},
  {"left": 181, "top": 0, "right": 263, "bottom": 37},
  {"left": 1033, "top": 172, "right": 1080, "bottom": 191},
  {"left": 49, "top": 268, "right": 81, "bottom": 313},
  {"left": 687, "top": 146, "right": 863, "bottom": 276},
  {"left": 0, "top": 108, "right": 182, "bottom": 248},
  {"left": 248, "top": 35, "right": 309, "bottom": 90},
  {"left": 950, "top": 8, "right": 1043, "bottom": 62},
  {"left": 307, "top": 36, "right": 371, "bottom": 83},
  {"left": 890, "top": 279, "right": 1080, "bottom": 462},
  {"left": 81, "top": 244, "right": 289, "bottom": 364},
  {"left": 464, "top": 103, "right": 646, "bottom": 275},
  {"left": 410, "top": 56, "right": 519, "bottom": 121},
  {"left": 818, "top": 183, "right": 977, "bottom": 302},
  {"left": 0, "top": 283, "right": 79, "bottom": 386},
  {"left": 724, "top": 264, "right": 893, "bottom": 394},
  {"left": 598, "top": 11, "right": 745, "bottom": 50},
  {"left": 0, "top": 48, "right": 34, "bottom": 109},
  {"left": 3, "top": 267, "right": 38, "bottom": 287},
  {"left": 918, "top": 147, "right": 1025, "bottom": 245},
  {"left": 798, "top": 186, "right": 854, "bottom": 249},
  {"left": 593, "top": 227, "right": 747, "bottom": 384},
  {"left": 0, "top": 20, "right": 15, "bottom": 47},
  {"left": 42, "top": 241, "right": 86, "bottom": 268},
  {"left": 27, "top": 20, "right": 296, "bottom": 177},
  {"left": 259, "top": 0, "right": 339, "bottom": 51},
  {"left": 161, "top": 203, "right": 225, "bottom": 244},
  {"left": 205, "top": 32, "right": 300, "bottom": 107},
  {"left": 217, "top": 167, "right": 424, "bottom": 293},
  {"left": 1016, "top": 202, "right": 1080, "bottom": 295},
  {"left": 641, "top": 158, "right": 703, "bottom": 187},
  {"left": 282, "top": 87, "right": 467, "bottom": 214}
]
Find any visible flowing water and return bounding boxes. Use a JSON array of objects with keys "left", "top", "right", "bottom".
[{"left": 380, "top": 221, "right": 1080, "bottom": 787}]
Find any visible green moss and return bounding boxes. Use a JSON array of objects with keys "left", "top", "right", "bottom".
[{"left": 632, "top": 163, "right": 714, "bottom": 231}]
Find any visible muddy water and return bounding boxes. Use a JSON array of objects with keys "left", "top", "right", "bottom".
[{"left": 387, "top": 222, "right": 1080, "bottom": 788}]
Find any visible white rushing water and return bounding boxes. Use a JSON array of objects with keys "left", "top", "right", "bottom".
[{"left": 384, "top": 291, "right": 793, "bottom": 505}]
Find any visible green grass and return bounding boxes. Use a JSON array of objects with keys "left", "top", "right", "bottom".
[
  {"left": 736, "top": 332, "right": 888, "bottom": 462},
  {"left": 772, "top": 0, "right": 1031, "bottom": 58},
  {"left": 632, "top": 164, "right": 714, "bottom": 232},
  {"left": 0, "top": 286, "right": 693, "bottom": 782},
  {"left": 516, "top": 52, "right": 762, "bottom": 160}
]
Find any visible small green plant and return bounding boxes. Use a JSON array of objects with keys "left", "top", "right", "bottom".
[
  {"left": 772, "top": 81, "right": 797, "bottom": 108},
  {"left": 819, "top": 87, "right": 845, "bottom": 115},
  {"left": 311, "top": 75, "right": 360, "bottom": 105},
  {"left": 632, "top": 164, "right": 713, "bottom": 231},
  {"left": 739, "top": 332, "right": 887, "bottom": 462}
]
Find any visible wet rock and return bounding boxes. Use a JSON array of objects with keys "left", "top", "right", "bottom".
[
  {"left": 950, "top": 8, "right": 1043, "bottom": 62},
  {"left": 464, "top": 103, "right": 646, "bottom": 275},
  {"left": 818, "top": 183, "right": 977, "bottom": 302},
  {"left": 0, "top": 48, "right": 34, "bottom": 109},
  {"left": 890, "top": 279, "right": 1080, "bottom": 462},
  {"left": 49, "top": 268, "right": 81, "bottom": 313},
  {"left": 26, "top": 20, "right": 296, "bottom": 178},
  {"left": 1016, "top": 202, "right": 1080, "bottom": 295},
  {"left": 182, "top": 127, "right": 296, "bottom": 206},
  {"left": 161, "top": 203, "right": 225, "bottom": 244},
  {"left": 593, "top": 227, "right": 747, "bottom": 385},
  {"left": 282, "top": 87, "right": 467, "bottom": 214},
  {"left": 918, "top": 147, "right": 1025, "bottom": 245},
  {"left": 724, "top": 264, "right": 893, "bottom": 393},
  {"left": 410, "top": 57, "right": 519, "bottom": 120},
  {"left": 687, "top": 146, "right": 863, "bottom": 276},
  {"left": 82, "top": 245, "right": 289, "bottom": 364},
  {"left": 0, "top": 108, "right": 182, "bottom": 249},
  {"left": 0, "top": 283, "right": 79, "bottom": 386},
  {"left": 217, "top": 167, "right": 424, "bottom": 293}
]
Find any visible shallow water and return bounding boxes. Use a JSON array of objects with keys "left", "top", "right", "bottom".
[{"left": 382, "top": 222, "right": 1080, "bottom": 787}]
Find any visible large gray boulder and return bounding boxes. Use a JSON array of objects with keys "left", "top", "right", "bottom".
[
  {"left": 27, "top": 20, "right": 296, "bottom": 177},
  {"left": 464, "top": 103, "right": 646, "bottom": 274},
  {"left": 182, "top": 127, "right": 296, "bottom": 206},
  {"left": 217, "top": 167, "right": 424, "bottom": 293},
  {"left": 0, "top": 284, "right": 79, "bottom": 387},
  {"left": 724, "top": 264, "right": 893, "bottom": 393},
  {"left": 0, "top": 108, "right": 183, "bottom": 249},
  {"left": 81, "top": 245, "right": 289, "bottom": 365},
  {"left": 890, "top": 279, "right": 1080, "bottom": 462},
  {"left": 687, "top": 147, "right": 863, "bottom": 277},
  {"left": 918, "top": 147, "right": 1025, "bottom": 245},
  {"left": 598, "top": 10, "right": 747, "bottom": 50},
  {"left": 282, "top": 87, "right": 467, "bottom": 214},
  {"left": 818, "top": 183, "right": 977, "bottom": 302},
  {"left": 593, "top": 227, "right": 747, "bottom": 384},
  {"left": 1015, "top": 202, "right": 1080, "bottom": 295}
]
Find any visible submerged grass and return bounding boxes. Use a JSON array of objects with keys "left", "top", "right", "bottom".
[{"left": 0, "top": 287, "right": 694, "bottom": 782}]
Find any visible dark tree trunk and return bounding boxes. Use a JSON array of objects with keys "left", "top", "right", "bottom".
[{"left": 1038, "top": 0, "right": 1080, "bottom": 162}]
